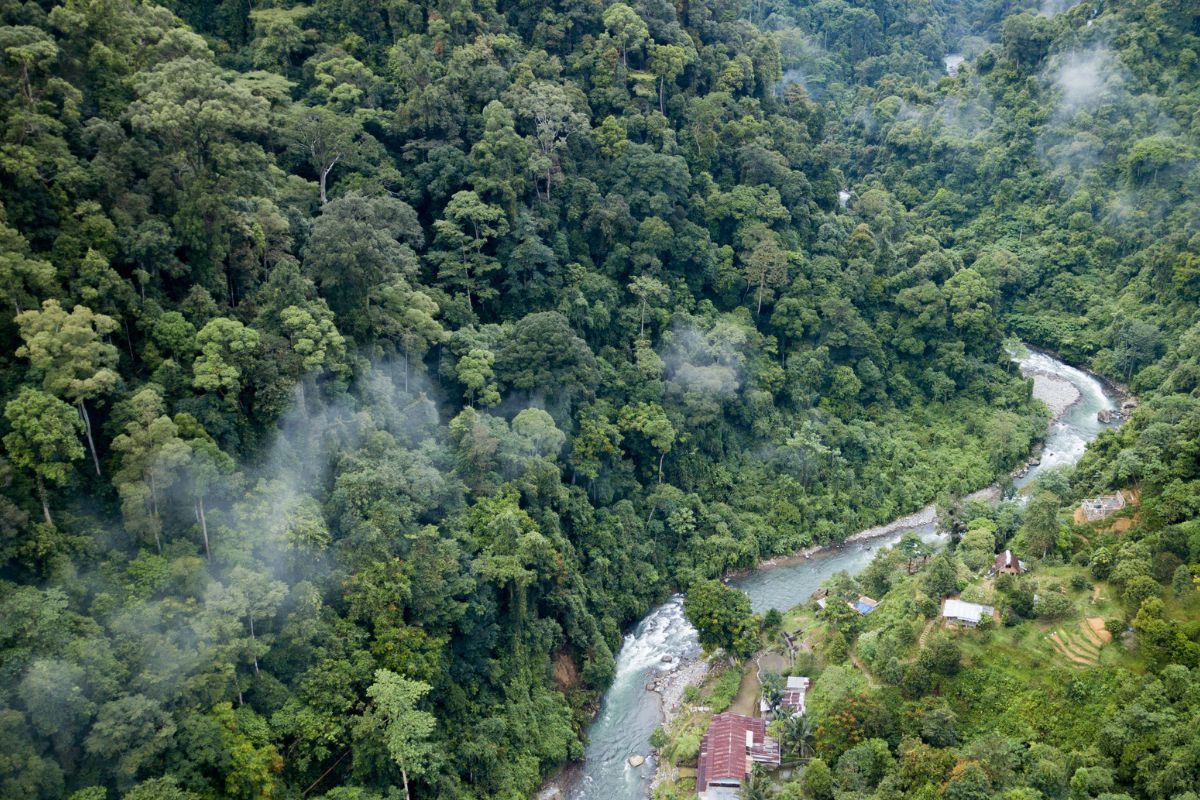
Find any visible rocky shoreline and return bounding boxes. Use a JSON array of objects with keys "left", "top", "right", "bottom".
[
  {"left": 647, "top": 655, "right": 710, "bottom": 729},
  {"left": 735, "top": 482, "right": 1003, "bottom": 578},
  {"left": 736, "top": 506, "right": 936, "bottom": 578},
  {"left": 1026, "top": 368, "right": 1082, "bottom": 420},
  {"left": 646, "top": 654, "right": 710, "bottom": 794}
]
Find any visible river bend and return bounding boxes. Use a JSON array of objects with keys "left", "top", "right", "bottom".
[{"left": 562, "top": 347, "right": 1118, "bottom": 800}]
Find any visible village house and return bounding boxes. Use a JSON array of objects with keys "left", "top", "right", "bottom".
[
  {"left": 852, "top": 595, "right": 878, "bottom": 614},
  {"left": 697, "top": 713, "right": 781, "bottom": 799},
  {"left": 1079, "top": 492, "right": 1125, "bottom": 522},
  {"left": 942, "top": 598, "right": 995, "bottom": 627},
  {"left": 760, "top": 675, "right": 810, "bottom": 719},
  {"left": 811, "top": 589, "right": 877, "bottom": 614},
  {"left": 991, "top": 550, "right": 1024, "bottom": 576},
  {"left": 781, "top": 676, "right": 810, "bottom": 716}
]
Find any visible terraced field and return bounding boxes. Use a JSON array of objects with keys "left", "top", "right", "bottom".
[{"left": 1047, "top": 618, "right": 1110, "bottom": 666}]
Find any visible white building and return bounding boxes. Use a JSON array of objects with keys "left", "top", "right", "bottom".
[
  {"left": 942, "top": 598, "right": 994, "bottom": 627},
  {"left": 761, "top": 676, "right": 810, "bottom": 719}
]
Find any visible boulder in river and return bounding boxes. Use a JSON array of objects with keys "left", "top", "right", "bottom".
[{"left": 628, "top": 754, "right": 645, "bottom": 767}]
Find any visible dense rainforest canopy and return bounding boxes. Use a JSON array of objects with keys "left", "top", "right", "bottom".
[{"left": 0, "top": 0, "right": 1197, "bottom": 798}]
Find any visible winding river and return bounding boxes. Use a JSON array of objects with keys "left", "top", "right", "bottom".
[{"left": 560, "top": 347, "right": 1119, "bottom": 800}]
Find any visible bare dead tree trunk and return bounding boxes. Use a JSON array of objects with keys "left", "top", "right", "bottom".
[
  {"left": 19, "top": 62, "right": 34, "bottom": 108},
  {"left": 320, "top": 155, "right": 339, "bottom": 204},
  {"left": 37, "top": 475, "right": 52, "bottom": 526},
  {"left": 248, "top": 615, "right": 260, "bottom": 675},
  {"left": 150, "top": 478, "right": 162, "bottom": 553},
  {"left": 198, "top": 496, "right": 210, "bottom": 560},
  {"left": 79, "top": 400, "right": 101, "bottom": 476},
  {"left": 124, "top": 318, "right": 136, "bottom": 360}
]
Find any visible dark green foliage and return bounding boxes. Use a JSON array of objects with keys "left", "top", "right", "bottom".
[
  {"left": 921, "top": 633, "right": 962, "bottom": 676},
  {"left": 683, "top": 579, "right": 758, "bottom": 658},
  {"left": 801, "top": 757, "right": 834, "bottom": 800},
  {"left": 922, "top": 551, "right": 962, "bottom": 599},
  {"left": 1, "top": 0, "right": 1199, "bottom": 798}
]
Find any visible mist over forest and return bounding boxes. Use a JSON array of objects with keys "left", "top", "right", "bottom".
[{"left": 1, "top": 0, "right": 1199, "bottom": 798}]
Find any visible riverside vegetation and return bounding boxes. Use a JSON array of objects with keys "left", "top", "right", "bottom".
[{"left": 0, "top": 0, "right": 1197, "bottom": 799}]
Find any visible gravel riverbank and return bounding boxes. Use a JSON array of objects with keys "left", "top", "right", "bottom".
[
  {"left": 646, "top": 656, "right": 709, "bottom": 793},
  {"left": 1027, "top": 370, "right": 1082, "bottom": 420},
  {"left": 650, "top": 656, "right": 710, "bottom": 728}
]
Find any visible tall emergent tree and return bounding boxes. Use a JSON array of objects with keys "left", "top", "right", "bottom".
[
  {"left": 360, "top": 670, "right": 436, "bottom": 800},
  {"left": 3, "top": 387, "right": 84, "bottom": 525},
  {"left": 15, "top": 300, "right": 119, "bottom": 476}
]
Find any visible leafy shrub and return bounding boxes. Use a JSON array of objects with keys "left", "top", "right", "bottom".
[
  {"left": 880, "top": 656, "right": 904, "bottom": 686},
  {"left": 762, "top": 608, "right": 783, "bottom": 631},
  {"left": 672, "top": 731, "right": 701, "bottom": 763},
  {"left": 1171, "top": 564, "right": 1194, "bottom": 595},
  {"left": 1037, "top": 590, "right": 1075, "bottom": 620},
  {"left": 802, "top": 758, "right": 834, "bottom": 800},
  {"left": 707, "top": 666, "right": 742, "bottom": 713},
  {"left": 823, "top": 630, "right": 849, "bottom": 664},
  {"left": 922, "top": 634, "right": 962, "bottom": 675},
  {"left": 649, "top": 726, "right": 668, "bottom": 749},
  {"left": 792, "top": 650, "right": 819, "bottom": 678},
  {"left": 1123, "top": 575, "right": 1160, "bottom": 615}
]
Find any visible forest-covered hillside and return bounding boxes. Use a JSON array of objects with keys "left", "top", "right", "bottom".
[{"left": 0, "top": 0, "right": 1196, "bottom": 798}]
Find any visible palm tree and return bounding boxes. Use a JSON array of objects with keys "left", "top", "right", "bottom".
[
  {"left": 782, "top": 713, "right": 815, "bottom": 760},
  {"left": 760, "top": 671, "right": 784, "bottom": 717},
  {"left": 743, "top": 764, "right": 770, "bottom": 800}
]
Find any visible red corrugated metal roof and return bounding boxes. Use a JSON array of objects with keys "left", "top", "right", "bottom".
[{"left": 697, "top": 713, "right": 780, "bottom": 793}]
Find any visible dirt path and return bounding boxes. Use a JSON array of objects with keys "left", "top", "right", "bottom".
[
  {"left": 917, "top": 618, "right": 937, "bottom": 649},
  {"left": 731, "top": 660, "right": 761, "bottom": 716},
  {"left": 849, "top": 650, "right": 879, "bottom": 687}
]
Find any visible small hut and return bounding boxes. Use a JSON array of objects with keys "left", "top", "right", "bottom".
[{"left": 991, "top": 550, "right": 1024, "bottom": 576}]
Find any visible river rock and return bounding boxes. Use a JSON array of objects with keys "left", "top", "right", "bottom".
[
  {"left": 628, "top": 754, "right": 645, "bottom": 767},
  {"left": 661, "top": 654, "right": 674, "bottom": 663}
]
